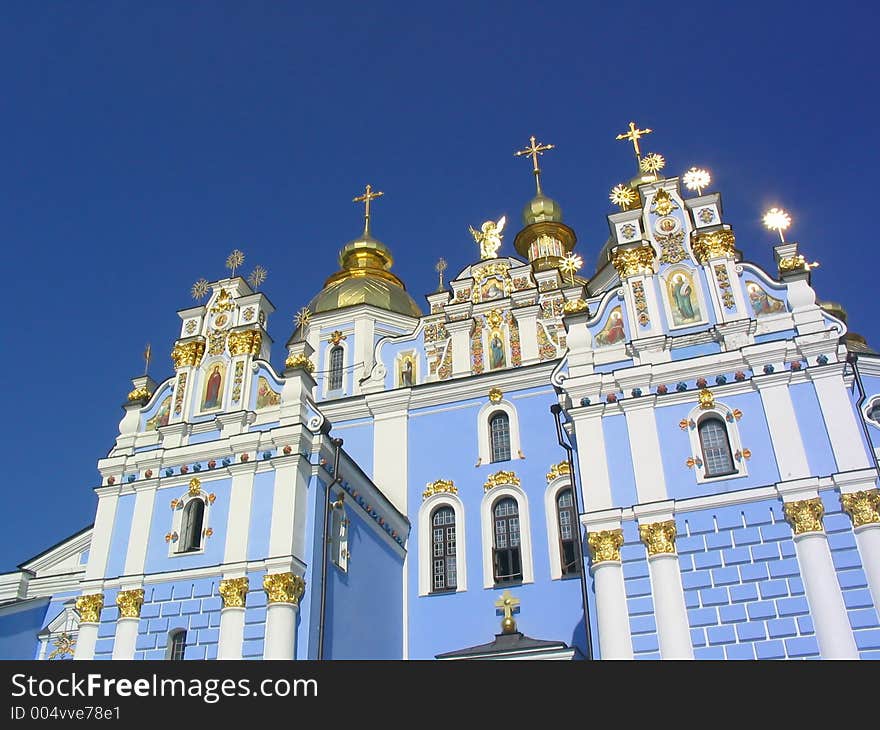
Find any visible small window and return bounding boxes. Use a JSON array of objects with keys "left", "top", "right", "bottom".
[
  {"left": 330, "top": 504, "right": 349, "bottom": 572},
  {"left": 168, "top": 629, "right": 187, "bottom": 661},
  {"left": 489, "top": 412, "right": 511, "bottom": 463},
  {"left": 430, "top": 507, "right": 457, "bottom": 592},
  {"left": 179, "top": 499, "right": 205, "bottom": 553},
  {"left": 556, "top": 489, "right": 581, "bottom": 576},
  {"left": 492, "top": 497, "right": 522, "bottom": 584},
  {"left": 328, "top": 346, "right": 344, "bottom": 391},
  {"left": 698, "top": 416, "right": 735, "bottom": 477}
]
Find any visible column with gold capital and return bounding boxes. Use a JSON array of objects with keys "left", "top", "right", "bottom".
[
  {"left": 217, "top": 577, "right": 250, "bottom": 660},
  {"left": 72, "top": 593, "right": 104, "bottom": 660},
  {"left": 840, "top": 487, "right": 880, "bottom": 626},
  {"left": 637, "top": 516, "right": 694, "bottom": 659},
  {"left": 262, "top": 572, "right": 305, "bottom": 660},
  {"left": 782, "top": 493, "right": 858, "bottom": 658},
  {"left": 585, "top": 521, "right": 633, "bottom": 659},
  {"left": 610, "top": 242, "right": 665, "bottom": 357},
  {"left": 111, "top": 588, "right": 144, "bottom": 659}
]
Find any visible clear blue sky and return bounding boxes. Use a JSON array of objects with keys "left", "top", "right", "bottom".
[{"left": 1, "top": 2, "right": 877, "bottom": 568}]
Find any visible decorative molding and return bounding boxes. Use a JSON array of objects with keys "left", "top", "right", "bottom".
[
  {"left": 228, "top": 329, "right": 263, "bottom": 356},
  {"left": 639, "top": 520, "right": 677, "bottom": 555},
  {"left": 262, "top": 572, "right": 305, "bottom": 605},
  {"left": 171, "top": 340, "right": 205, "bottom": 369},
  {"left": 423, "top": 479, "right": 457, "bottom": 500},
  {"left": 218, "top": 577, "right": 250, "bottom": 608},
  {"left": 783, "top": 498, "right": 825, "bottom": 535},
  {"left": 691, "top": 229, "right": 736, "bottom": 263},
  {"left": 75, "top": 593, "right": 104, "bottom": 623},
  {"left": 284, "top": 353, "right": 314, "bottom": 373},
  {"left": 840, "top": 489, "right": 880, "bottom": 528},
  {"left": 127, "top": 386, "right": 153, "bottom": 403},
  {"left": 484, "top": 470, "right": 520, "bottom": 493},
  {"left": 115, "top": 588, "right": 144, "bottom": 619},
  {"left": 611, "top": 244, "right": 655, "bottom": 279},
  {"left": 563, "top": 298, "right": 589, "bottom": 314},
  {"left": 545, "top": 461, "right": 570, "bottom": 483},
  {"left": 587, "top": 529, "right": 624, "bottom": 564},
  {"left": 488, "top": 387, "right": 503, "bottom": 404},
  {"left": 698, "top": 388, "right": 715, "bottom": 410},
  {"left": 329, "top": 330, "right": 347, "bottom": 345},
  {"left": 188, "top": 477, "right": 202, "bottom": 496}
]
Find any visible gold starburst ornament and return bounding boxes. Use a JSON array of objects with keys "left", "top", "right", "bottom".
[
  {"left": 683, "top": 167, "right": 711, "bottom": 196},
  {"left": 639, "top": 152, "right": 666, "bottom": 176},
  {"left": 247, "top": 265, "right": 267, "bottom": 288},
  {"left": 294, "top": 307, "right": 312, "bottom": 329},
  {"left": 763, "top": 207, "right": 792, "bottom": 242},
  {"left": 226, "top": 249, "right": 245, "bottom": 276},
  {"left": 191, "top": 278, "right": 210, "bottom": 301},
  {"left": 610, "top": 184, "right": 638, "bottom": 211},
  {"left": 559, "top": 253, "right": 584, "bottom": 286}
]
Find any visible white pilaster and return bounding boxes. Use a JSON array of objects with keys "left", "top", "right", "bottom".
[
  {"left": 111, "top": 618, "right": 139, "bottom": 660},
  {"left": 367, "top": 391, "right": 411, "bottom": 515},
  {"left": 836, "top": 478, "right": 880, "bottom": 616},
  {"left": 445, "top": 319, "right": 471, "bottom": 377},
  {"left": 854, "top": 526, "right": 880, "bottom": 614},
  {"left": 264, "top": 604, "right": 297, "bottom": 660},
  {"left": 267, "top": 452, "right": 312, "bottom": 561},
  {"left": 569, "top": 409, "right": 613, "bottom": 511},
  {"left": 223, "top": 465, "right": 257, "bottom": 564},
  {"left": 122, "top": 486, "right": 157, "bottom": 576},
  {"left": 84, "top": 493, "right": 120, "bottom": 582},
  {"left": 754, "top": 375, "right": 811, "bottom": 480},
  {"left": 73, "top": 624, "right": 99, "bottom": 661},
  {"left": 217, "top": 608, "right": 245, "bottom": 660},
  {"left": 808, "top": 367, "right": 873, "bottom": 472},
  {"left": 620, "top": 398, "right": 668, "bottom": 503},
  {"left": 513, "top": 304, "right": 541, "bottom": 365}
]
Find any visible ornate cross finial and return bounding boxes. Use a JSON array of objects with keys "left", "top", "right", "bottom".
[
  {"left": 353, "top": 184, "right": 384, "bottom": 236},
  {"left": 143, "top": 342, "right": 152, "bottom": 376},
  {"left": 515, "top": 135, "right": 555, "bottom": 196},
  {"left": 616, "top": 121, "right": 653, "bottom": 160},
  {"left": 435, "top": 257, "right": 448, "bottom": 290},
  {"left": 494, "top": 589, "right": 520, "bottom": 634},
  {"left": 226, "top": 249, "right": 245, "bottom": 277}
]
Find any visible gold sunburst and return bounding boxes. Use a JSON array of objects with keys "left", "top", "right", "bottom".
[
  {"left": 294, "top": 307, "right": 312, "bottom": 329},
  {"left": 610, "top": 184, "right": 637, "bottom": 210},
  {"left": 559, "top": 253, "right": 584, "bottom": 286},
  {"left": 763, "top": 207, "right": 791, "bottom": 242},
  {"left": 226, "top": 249, "right": 245, "bottom": 276},
  {"left": 247, "top": 265, "right": 267, "bottom": 288},
  {"left": 639, "top": 152, "right": 666, "bottom": 175},
  {"left": 683, "top": 167, "right": 711, "bottom": 195},
  {"left": 191, "top": 278, "right": 209, "bottom": 301}
]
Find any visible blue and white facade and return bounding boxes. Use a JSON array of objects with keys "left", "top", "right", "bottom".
[{"left": 2, "top": 146, "right": 879, "bottom": 660}]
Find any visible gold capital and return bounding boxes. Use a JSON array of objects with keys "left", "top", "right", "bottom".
[
  {"left": 75, "top": 593, "right": 104, "bottom": 624},
  {"left": 284, "top": 353, "right": 314, "bottom": 373},
  {"left": 495, "top": 589, "right": 520, "bottom": 634},
  {"left": 616, "top": 121, "right": 653, "bottom": 160},
  {"left": 171, "top": 340, "right": 205, "bottom": 370},
  {"left": 353, "top": 184, "right": 384, "bottom": 236},
  {"left": 587, "top": 529, "right": 624, "bottom": 564},
  {"left": 611, "top": 244, "right": 656, "bottom": 279},
  {"left": 116, "top": 588, "right": 145, "bottom": 619},
  {"left": 783, "top": 498, "right": 825, "bottom": 535},
  {"left": 840, "top": 489, "right": 880, "bottom": 528},
  {"left": 691, "top": 230, "right": 736, "bottom": 263},
  {"left": 515, "top": 135, "right": 555, "bottom": 196},
  {"left": 639, "top": 520, "right": 677, "bottom": 556},
  {"left": 423, "top": 479, "right": 457, "bottom": 501},
  {"left": 219, "top": 577, "right": 250, "bottom": 608},
  {"left": 127, "top": 385, "right": 153, "bottom": 403},
  {"left": 263, "top": 572, "right": 305, "bottom": 605},
  {"left": 227, "top": 329, "right": 263, "bottom": 357}
]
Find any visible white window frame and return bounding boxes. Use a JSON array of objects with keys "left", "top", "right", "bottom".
[
  {"left": 323, "top": 341, "right": 349, "bottom": 398},
  {"left": 686, "top": 400, "right": 748, "bottom": 484},
  {"left": 168, "top": 491, "right": 211, "bottom": 557},
  {"left": 862, "top": 396, "right": 880, "bottom": 430},
  {"left": 477, "top": 398, "right": 523, "bottom": 466},
  {"left": 481, "top": 484, "right": 534, "bottom": 589},
  {"left": 418, "top": 493, "right": 467, "bottom": 596},
  {"left": 544, "top": 477, "right": 577, "bottom": 581},
  {"left": 165, "top": 628, "right": 188, "bottom": 660}
]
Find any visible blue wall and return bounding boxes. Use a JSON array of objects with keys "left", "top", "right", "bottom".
[
  {"left": 247, "top": 471, "right": 275, "bottom": 562},
  {"left": 333, "top": 419, "right": 374, "bottom": 477},
  {"left": 105, "top": 495, "right": 136, "bottom": 578},
  {"left": 620, "top": 520, "right": 660, "bottom": 659},
  {"left": 790, "top": 382, "right": 837, "bottom": 476},
  {"left": 603, "top": 415, "right": 637, "bottom": 508},
  {"left": 0, "top": 598, "right": 49, "bottom": 659}
]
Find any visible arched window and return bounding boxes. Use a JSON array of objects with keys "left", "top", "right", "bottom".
[
  {"left": 167, "top": 629, "right": 187, "bottom": 661},
  {"left": 179, "top": 499, "right": 205, "bottom": 553},
  {"left": 868, "top": 399, "right": 880, "bottom": 425},
  {"left": 698, "top": 416, "right": 735, "bottom": 477},
  {"left": 328, "top": 346, "right": 344, "bottom": 391},
  {"left": 556, "top": 488, "right": 580, "bottom": 576},
  {"left": 489, "top": 411, "right": 511, "bottom": 463},
  {"left": 492, "top": 497, "right": 522, "bottom": 584},
  {"left": 430, "top": 506, "right": 457, "bottom": 592}
]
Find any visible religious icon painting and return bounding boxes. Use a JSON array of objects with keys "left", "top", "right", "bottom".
[
  {"left": 746, "top": 282, "right": 786, "bottom": 317},
  {"left": 488, "top": 330, "right": 507, "bottom": 370},
  {"left": 146, "top": 396, "right": 171, "bottom": 431},
  {"left": 255, "top": 376, "right": 281, "bottom": 409},
  {"left": 212, "top": 312, "right": 230, "bottom": 329},
  {"left": 665, "top": 269, "right": 702, "bottom": 327},
  {"left": 201, "top": 361, "right": 226, "bottom": 412},
  {"left": 594, "top": 306, "right": 626, "bottom": 347},
  {"left": 396, "top": 350, "right": 417, "bottom": 388},
  {"left": 481, "top": 277, "right": 505, "bottom": 301}
]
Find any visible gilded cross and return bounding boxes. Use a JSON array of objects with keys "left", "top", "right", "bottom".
[
  {"left": 435, "top": 257, "right": 448, "bottom": 290},
  {"left": 495, "top": 589, "right": 520, "bottom": 633},
  {"left": 515, "top": 135, "right": 555, "bottom": 196},
  {"left": 616, "top": 121, "right": 653, "bottom": 160},
  {"left": 143, "top": 342, "right": 152, "bottom": 376},
  {"left": 353, "top": 184, "right": 384, "bottom": 236}
]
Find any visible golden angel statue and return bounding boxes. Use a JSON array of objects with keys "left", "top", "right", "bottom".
[{"left": 469, "top": 216, "right": 506, "bottom": 260}]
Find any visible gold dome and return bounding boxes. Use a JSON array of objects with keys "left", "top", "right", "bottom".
[{"left": 522, "top": 193, "right": 563, "bottom": 226}]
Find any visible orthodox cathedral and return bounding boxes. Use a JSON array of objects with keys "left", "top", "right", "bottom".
[{"left": 2, "top": 125, "right": 880, "bottom": 661}]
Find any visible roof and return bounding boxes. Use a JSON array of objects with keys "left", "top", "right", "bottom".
[{"left": 435, "top": 631, "right": 581, "bottom": 660}]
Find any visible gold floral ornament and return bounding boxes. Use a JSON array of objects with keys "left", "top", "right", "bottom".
[
  {"left": 262, "top": 572, "right": 306, "bottom": 605},
  {"left": 559, "top": 252, "right": 583, "bottom": 287},
  {"left": 587, "top": 529, "right": 624, "bottom": 564},
  {"left": 840, "top": 489, "right": 880, "bottom": 528},
  {"left": 611, "top": 244, "right": 655, "bottom": 279},
  {"left": 47, "top": 633, "right": 76, "bottom": 660},
  {"left": 116, "top": 588, "right": 145, "bottom": 619},
  {"left": 778, "top": 254, "right": 819, "bottom": 273},
  {"left": 683, "top": 167, "right": 711, "bottom": 196},
  {"left": 188, "top": 477, "right": 201, "bottom": 496},
  {"left": 284, "top": 353, "right": 314, "bottom": 372},
  {"left": 423, "top": 479, "right": 457, "bottom": 500},
  {"left": 227, "top": 329, "right": 262, "bottom": 356},
  {"left": 546, "top": 461, "right": 570, "bottom": 482},
  {"left": 639, "top": 520, "right": 677, "bottom": 555},
  {"left": 783, "top": 497, "right": 824, "bottom": 535},
  {"left": 691, "top": 230, "right": 736, "bottom": 263},
  {"left": 698, "top": 388, "right": 715, "bottom": 410},
  {"left": 219, "top": 577, "right": 250, "bottom": 608},
  {"left": 488, "top": 387, "right": 503, "bottom": 403},
  {"left": 226, "top": 249, "right": 245, "bottom": 276},
  {"left": 191, "top": 278, "right": 210, "bottom": 301},
  {"left": 247, "top": 265, "right": 267, "bottom": 289},
  {"left": 293, "top": 307, "right": 312, "bottom": 330},
  {"left": 75, "top": 593, "right": 104, "bottom": 623},
  {"left": 329, "top": 330, "right": 346, "bottom": 345},
  {"left": 484, "top": 470, "right": 521, "bottom": 492},
  {"left": 563, "top": 298, "right": 588, "bottom": 314},
  {"left": 610, "top": 184, "right": 638, "bottom": 211},
  {"left": 127, "top": 385, "right": 153, "bottom": 403},
  {"left": 650, "top": 188, "right": 678, "bottom": 216},
  {"left": 171, "top": 340, "right": 206, "bottom": 369},
  {"left": 639, "top": 152, "right": 665, "bottom": 176}
]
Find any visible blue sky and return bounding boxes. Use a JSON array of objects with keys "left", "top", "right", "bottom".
[{"left": 1, "top": 2, "right": 877, "bottom": 567}]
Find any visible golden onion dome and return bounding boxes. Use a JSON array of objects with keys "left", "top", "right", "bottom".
[
  {"left": 308, "top": 231, "right": 421, "bottom": 318},
  {"left": 522, "top": 193, "right": 563, "bottom": 226}
]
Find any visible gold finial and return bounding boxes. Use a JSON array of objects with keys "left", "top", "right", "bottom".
[
  {"left": 514, "top": 135, "right": 555, "bottom": 196},
  {"left": 616, "top": 121, "right": 653, "bottom": 160},
  {"left": 435, "top": 257, "right": 448, "bottom": 290},
  {"left": 495, "top": 590, "right": 520, "bottom": 634},
  {"left": 191, "top": 278, "right": 210, "bottom": 301},
  {"left": 763, "top": 207, "right": 791, "bottom": 243},
  {"left": 609, "top": 184, "right": 638, "bottom": 211},
  {"left": 683, "top": 167, "right": 711, "bottom": 196},
  {"left": 143, "top": 342, "right": 152, "bottom": 376},
  {"left": 698, "top": 388, "right": 715, "bottom": 410},
  {"left": 226, "top": 249, "right": 245, "bottom": 277},
  {"left": 639, "top": 152, "right": 665, "bottom": 178},
  {"left": 559, "top": 252, "right": 583, "bottom": 286},
  {"left": 353, "top": 183, "right": 384, "bottom": 236},
  {"left": 247, "top": 265, "right": 267, "bottom": 289},
  {"left": 469, "top": 216, "right": 507, "bottom": 260}
]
